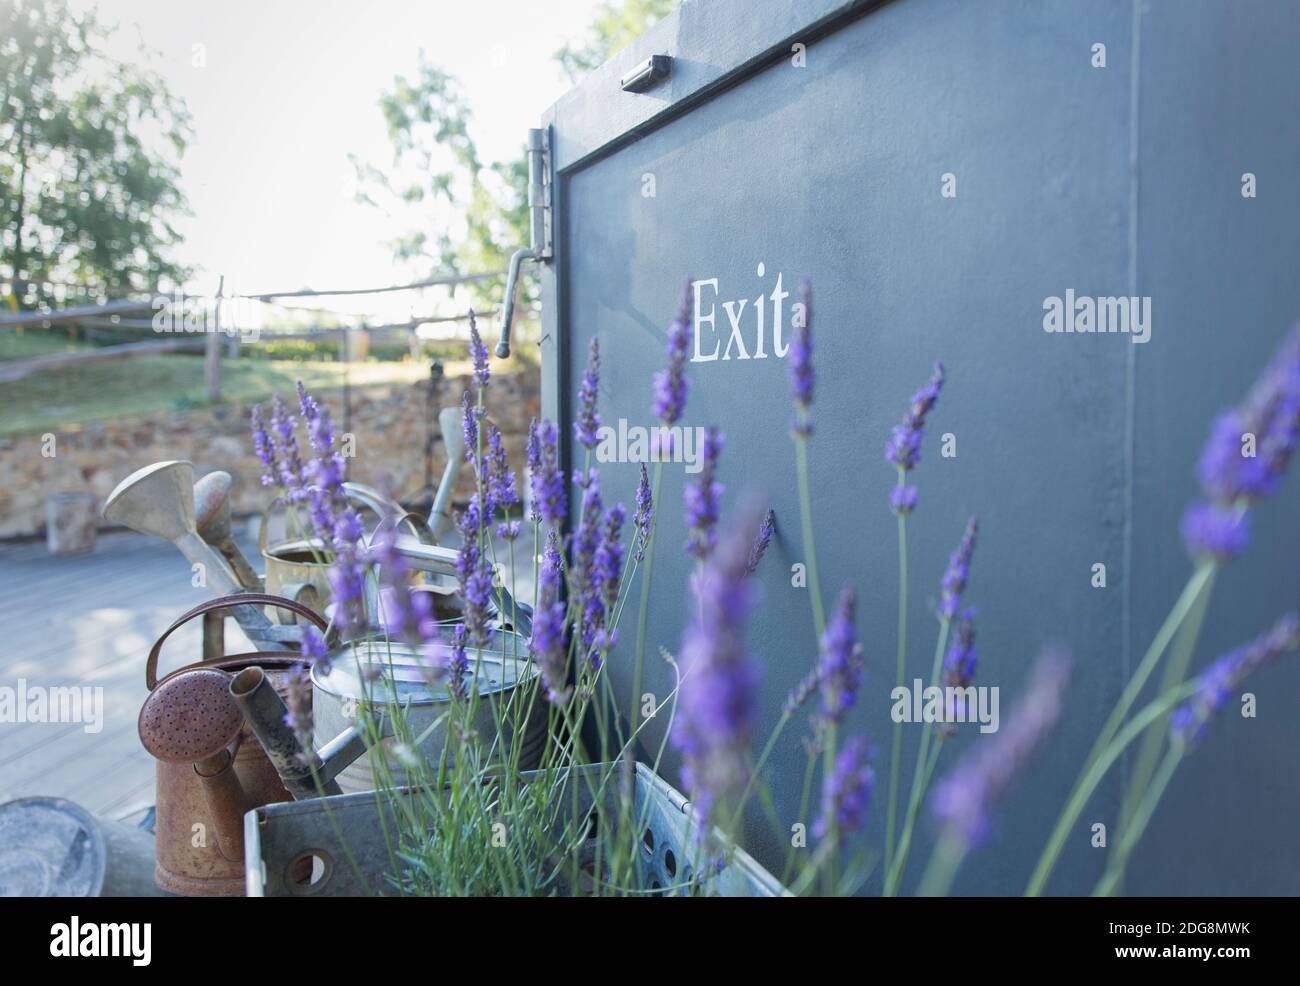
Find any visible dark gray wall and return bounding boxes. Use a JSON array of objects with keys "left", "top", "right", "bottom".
[{"left": 540, "top": 0, "right": 1300, "bottom": 895}]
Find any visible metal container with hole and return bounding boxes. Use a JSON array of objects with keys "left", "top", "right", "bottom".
[
  {"left": 244, "top": 762, "right": 788, "bottom": 896},
  {"left": 311, "top": 632, "right": 547, "bottom": 795}
]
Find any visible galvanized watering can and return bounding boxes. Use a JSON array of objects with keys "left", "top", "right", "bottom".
[
  {"left": 310, "top": 632, "right": 547, "bottom": 794},
  {"left": 139, "top": 593, "right": 330, "bottom": 896}
]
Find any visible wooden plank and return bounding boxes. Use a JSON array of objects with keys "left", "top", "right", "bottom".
[{"left": 0, "top": 338, "right": 205, "bottom": 383}]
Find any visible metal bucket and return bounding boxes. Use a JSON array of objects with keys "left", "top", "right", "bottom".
[
  {"left": 260, "top": 519, "right": 332, "bottom": 626},
  {"left": 311, "top": 631, "right": 547, "bottom": 794},
  {"left": 0, "top": 798, "right": 163, "bottom": 897}
]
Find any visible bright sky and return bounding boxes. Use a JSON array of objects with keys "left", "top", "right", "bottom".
[{"left": 82, "top": 0, "right": 604, "bottom": 321}]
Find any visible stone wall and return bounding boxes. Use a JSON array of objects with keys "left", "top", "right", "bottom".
[{"left": 0, "top": 369, "right": 540, "bottom": 540}]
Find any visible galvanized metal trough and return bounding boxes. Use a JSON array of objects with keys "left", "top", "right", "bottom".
[{"left": 244, "top": 762, "right": 788, "bottom": 897}]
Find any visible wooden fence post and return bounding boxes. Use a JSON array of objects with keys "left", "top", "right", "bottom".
[{"left": 204, "top": 275, "right": 224, "bottom": 402}]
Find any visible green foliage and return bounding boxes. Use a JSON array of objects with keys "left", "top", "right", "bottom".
[
  {"left": 354, "top": 1, "right": 672, "bottom": 317},
  {"left": 0, "top": 0, "right": 192, "bottom": 309},
  {"left": 554, "top": 0, "right": 675, "bottom": 82}
]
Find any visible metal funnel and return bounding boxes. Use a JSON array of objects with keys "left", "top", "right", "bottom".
[{"left": 194, "top": 470, "right": 261, "bottom": 590}]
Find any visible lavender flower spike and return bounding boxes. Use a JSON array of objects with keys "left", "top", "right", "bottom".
[
  {"left": 939, "top": 516, "right": 979, "bottom": 621},
  {"left": 575, "top": 338, "right": 602, "bottom": 449},
  {"left": 250, "top": 405, "right": 279, "bottom": 487},
  {"left": 685, "top": 427, "right": 724, "bottom": 560},
  {"left": 1180, "top": 501, "right": 1250, "bottom": 563},
  {"left": 633, "top": 463, "right": 653, "bottom": 565},
  {"left": 460, "top": 390, "right": 478, "bottom": 464},
  {"left": 1196, "top": 323, "right": 1300, "bottom": 505},
  {"left": 1171, "top": 613, "right": 1300, "bottom": 748},
  {"left": 818, "top": 586, "right": 864, "bottom": 725},
  {"left": 671, "top": 505, "right": 763, "bottom": 835},
  {"left": 930, "top": 649, "right": 1071, "bottom": 850},
  {"left": 529, "top": 532, "right": 572, "bottom": 705},
  {"left": 528, "top": 417, "right": 566, "bottom": 527},
  {"left": 652, "top": 281, "right": 692, "bottom": 425},
  {"left": 814, "top": 735, "right": 874, "bottom": 842},
  {"left": 468, "top": 310, "right": 490, "bottom": 389},
  {"left": 745, "top": 508, "right": 776, "bottom": 576},
  {"left": 789, "top": 277, "right": 814, "bottom": 435},
  {"left": 885, "top": 362, "right": 946, "bottom": 472},
  {"left": 939, "top": 608, "right": 978, "bottom": 736}
]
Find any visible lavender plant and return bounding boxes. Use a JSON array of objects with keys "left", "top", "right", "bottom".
[{"left": 247, "top": 289, "right": 1299, "bottom": 897}]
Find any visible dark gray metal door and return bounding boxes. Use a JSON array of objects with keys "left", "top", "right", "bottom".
[{"left": 537, "top": 0, "right": 1300, "bottom": 894}]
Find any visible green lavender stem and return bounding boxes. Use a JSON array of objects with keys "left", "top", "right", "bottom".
[{"left": 1025, "top": 562, "right": 1213, "bottom": 896}]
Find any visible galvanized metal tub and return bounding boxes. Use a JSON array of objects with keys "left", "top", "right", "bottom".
[
  {"left": 311, "top": 631, "right": 547, "bottom": 795},
  {"left": 244, "top": 762, "right": 788, "bottom": 896}
]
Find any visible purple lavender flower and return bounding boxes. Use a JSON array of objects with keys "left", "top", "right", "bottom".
[
  {"left": 269, "top": 394, "right": 308, "bottom": 497},
  {"left": 652, "top": 282, "right": 691, "bottom": 425},
  {"left": 1180, "top": 501, "right": 1251, "bottom": 563},
  {"left": 367, "top": 525, "right": 435, "bottom": 644},
  {"left": 468, "top": 310, "right": 490, "bottom": 389},
  {"left": 745, "top": 508, "right": 776, "bottom": 577},
  {"left": 818, "top": 587, "right": 863, "bottom": 724},
  {"left": 939, "top": 608, "right": 978, "bottom": 736},
  {"left": 1171, "top": 613, "right": 1300, "bottom": 748},
  {"left": 632, "top": 462, "right": 653, "bottom": 565},
  {"left": 484, "top": 426, "right": 519, "bottom": 515},
  {"left": 789, "top": 277, "right": 814, "bottom": 435},
  {"left": 440, "top": 624, "right": 471, "bottom": 701},
  {"left": 251, "top": 405, "right": 279, "bottom": 487},
  {"left": 575, "top": 338, "right": 602, "bottom": 449},
  {"left": 585, "top": 503, "right": 626, "bottom": 666},
  {"left": 884, "top": 362, "right": 945, "bottom": 473},
  {"left": 930, "top": 649, "right": 1071, "bottom": 850},
  {"left": 685, "top": 427, "right": 724, "bottom": 560},
  {"left": 455, "top": 501, "right": 493, "bottom": 643},
  {"left": 671, "top": 507, "right": 762, "bottom": 834},
  {"left": 299, "top": 623, "right": 329, "bottom": 674},
  {"left": 939, "top": 516, "right": 979, "bottom": 621},
  {"left": 528, "top": 418, "right": 565, "bottom": 527},
  {"left": 814, "top": 735, "right": 874, "bottom": 842},
  {"left": 1196, "top": 324, "right": 1300, "bottom": 505},
  {"left": 570, "top": 470, "right": 602, "bottom": 633},
  {"left": 529, "top": 532, "right": 572, "bottom": 705},
  {"left": 890, "top": 485, "right": 918, "bottom": 517},
  {"left": 460, "top": 391, "right": 478, "bottom": 464},
  {"left": 296, "top": 380, "right": 319, "bottom": 421}
]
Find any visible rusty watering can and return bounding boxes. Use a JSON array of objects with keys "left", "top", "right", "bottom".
[{"left": 139, "top": 593, "right": 329, "bottom": 896}]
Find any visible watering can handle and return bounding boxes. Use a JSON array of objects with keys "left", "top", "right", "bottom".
[{"left": 146, "top": 593, "right": 329, "bottom": 690}]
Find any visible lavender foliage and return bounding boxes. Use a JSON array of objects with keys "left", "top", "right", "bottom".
[
  {"left": 1171, "top": 614, "right": 1300, "bottom": 747},
  {"left": 685, "top": 427, "right": 724, "bottom": 560},
  {"left": 940, "top": 516, "right": 979, "bottom": 621},
  {"left": 814, "top": 735, "right": 874, "bottom": 842},
  {"left": 575, "top": 338, "right": 602, "bottom": 449},
  {"left": 671, "top": 509, "right": 762, "bottom": 834},
  {"left": 930, "top": 650, "right": 1071, "bottom": 850},
  {"left": 652, "top": 282, "right": 692, "bottom": 425}
]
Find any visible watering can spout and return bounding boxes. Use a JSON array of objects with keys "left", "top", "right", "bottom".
[{"left": 230, "top": 667, "right": 369, "bottom": 800}]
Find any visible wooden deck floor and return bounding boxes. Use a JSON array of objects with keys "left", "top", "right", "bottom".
[
  {"left": 0, "top": 529, "right": 259, "bottom": 819},
  {"left": 0, "top": 523, "right": 534, "bottom": 822}
]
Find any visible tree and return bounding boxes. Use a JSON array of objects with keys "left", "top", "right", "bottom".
[
  {"left": 354, "top": 0, "right": 673, "bottom": 319},
  {"left": 0, "top": 0, "right": 191, "bottom": 310},
  {"left": 555, "top": 0, "right": 674, "bottom": 83}
]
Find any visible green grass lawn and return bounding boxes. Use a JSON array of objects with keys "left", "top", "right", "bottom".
[{"left": 0, "top": 353, "right": 442, "bottom": 436}]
